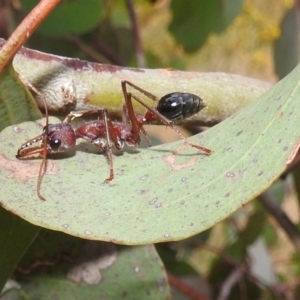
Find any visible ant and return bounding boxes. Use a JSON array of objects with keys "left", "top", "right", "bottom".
[{"left": 16, "top": 81, "right": 211, "bottom": 200}]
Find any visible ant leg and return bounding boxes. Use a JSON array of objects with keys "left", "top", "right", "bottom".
[
  {"left": 19, "top": 77, "right": 50, "bottom": 130},
  {"left": 63, "top": 110, "right": 101, "bottom": 123},
  {"left": 102, "top": 109, "right": 115, "bottom": 183},
  {"left": 37, "top": 146, "right": 47, "bottom": 201},
  {"left": 89, "top": 111, "right": 115, "bottom": 183},
  {"left": 121, "top": 84, "right": 152, "bottom": 147},
  {"left": 139, "top": 125, "right": 152, "bottom": 147},
  {"left": 122, "top": 104, "right": 130, "bottom": 125},
  {"left": 122, "top": 80, "right": 158, "bottom": 102},
  {"left": 121, "top": 83, "right": 141, "bottom": 145},
  {"left": 16, "top": 144, "right": 47, "bottom": 200}
]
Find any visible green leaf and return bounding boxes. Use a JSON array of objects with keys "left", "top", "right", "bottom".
[
  {"left": 0, "top": 207, "right": 39, "bottom": 293},
  {"left": 1, "top": 63, "right": 300, "bottom": 244},
  {"left": 0, "top": 65, "right": 41, "bottom": 130},
  {"left": 239, "top": 210, "right": 266, "bottom": 247},
  {"left": 6, "top": 231, "right": 169, "bottom": 300},
  {"left": 22, "top": 0, "right": 104, "bottom": 38},
  {"left": 273, "top": 6, "right": 300, "bottom": 79},
  {"left": 0, "top": 64, "right": 41, "bottom": 292},
  {"left": 215, "top": 0, "right": 244, "bottom": 33},
  {"left": 169, "top": 0, "right": 243, "bottom": 53}
]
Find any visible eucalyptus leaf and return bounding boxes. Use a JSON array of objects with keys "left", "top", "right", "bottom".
[
  {"left": 169, "top": 0, "right": 243, "bottom": 52},
  {"left": 1, "top": 64, "right": 300, "bottom": 244},
  {"left": 0, "top": 64, "right": 41, "bottom": 292},
  {"left": 6, "top": 241, "right": 169, "bottom": 300},
  {"left": 273, "top": 6, "right": 300, "bottom": 79},
  {"left": 0, "top": 65, "right": 41, "bottom": 131},
  {"left": 22, "top": 0, "right": 104, "bottom": 38}
]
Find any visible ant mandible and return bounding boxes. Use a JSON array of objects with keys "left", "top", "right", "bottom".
[{"left": 16, "top": 81, "right": 211, "bottom": 200}]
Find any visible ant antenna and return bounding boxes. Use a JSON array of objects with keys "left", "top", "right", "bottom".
[{"left": 27, "top": 84, "right": 49, "bottom": 201}]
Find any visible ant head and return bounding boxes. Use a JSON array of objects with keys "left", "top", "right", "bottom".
[
  {"left": 45, "top": 123, "right": 76, "bottom": 153},
  {"left": 16, "top": 123, "right": 76, "bottom": 159}
]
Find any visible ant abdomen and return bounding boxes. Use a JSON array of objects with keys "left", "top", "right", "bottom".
[{"left": 157, "top": 93, "right": 205, "bottom": 123}]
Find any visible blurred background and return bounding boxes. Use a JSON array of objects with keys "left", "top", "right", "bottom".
[{"left": 1, "top": 0, "right": 297, "bottom": 81}]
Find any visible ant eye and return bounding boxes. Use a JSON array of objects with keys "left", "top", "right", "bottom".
[{"left": 49, "top": 139, "right": 61, "bottom": 150}]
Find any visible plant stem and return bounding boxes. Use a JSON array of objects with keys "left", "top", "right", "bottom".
[{"left": 0, "top": 0, "right": 61, "bottom": 73}]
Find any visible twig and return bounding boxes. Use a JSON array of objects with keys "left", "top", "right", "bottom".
[
  {"left": 125, "top": 0, "right": 146, "bottom": 68},
  {"left": 259, "top": 192, "right": 300, "bottom": 257},
  {"left": 16, "top": 253, "right": 73, "bottom": 274},
  {"left": 274, "top": 277, "right": 300, "bottom": 299},
  {"left": 198, "top": 243, "right": 276, "bottom": 296},
  {"left": 217, "top": 266, "right": 245, "bottom": 300},
  {"left": 0, "top": 0, "right": 61, "bottom": 73},
  {"left": 66, "top": 35, "right": 112, "bottom": 64},
  {"left": 167, "top": 273, "right": 209, "bottom": 300},
  {"left": 93, "top": 38, "right": 125, "bottom": 66}
]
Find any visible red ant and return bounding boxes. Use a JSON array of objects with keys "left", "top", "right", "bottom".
[{"left": 16, "top": 81, "right": 211, "bottom": 200}]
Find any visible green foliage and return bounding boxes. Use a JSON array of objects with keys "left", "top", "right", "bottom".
[
  {"left": 169, "top": 0, "right": 243, "bottom": 52},
  {"left": 22, "top": 0, "right": 104, "bottom": 38},
  {"left": 0, "top": 64, "right": 41, "bottom": 292},
  {"left": 0, "top": 207, "right": 39, "bottom": 293},
  {"left": 169, "top": 0, "right": 221, "bottom": 53},
  {"left": 4, "top": 231, "right": 169, "bottom": 300},
  {"left": 273, "top": 6, "right": 300, "bottom": 79},
  {"left": 0, "top": 65, "right": 41, "bottom": 130}
]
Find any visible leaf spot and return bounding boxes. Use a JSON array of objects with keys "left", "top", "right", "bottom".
[
  {"left": 0, "top": 152, "right": 58, "bottom": 181},
  {"left": 226, "top": 171, "right": 235, "bottom": 178},
  {"left": 13, "top": 126, "right": 25, "bottom": 133},
  {"left": 163, "top": 154, "right": 196, "bottom": 171},
  {"left": 139, "top": 189, "right": 148, "bottom": 195},
  {"left": 149, "top": 197, "right": 158, "bottom": 205}
]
